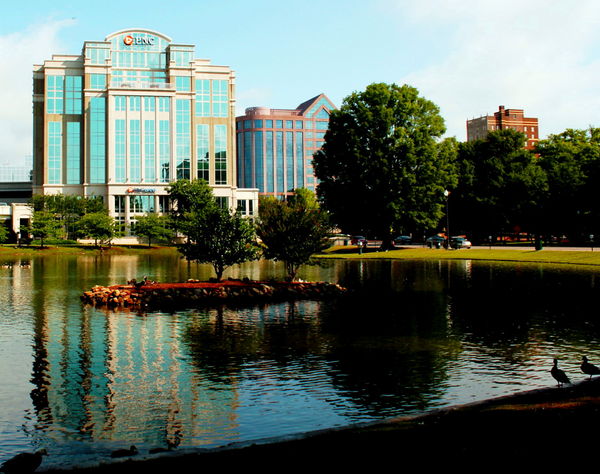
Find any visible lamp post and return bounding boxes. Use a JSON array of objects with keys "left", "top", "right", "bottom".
[{"left": 444, "top": 190, "right": 450, "bottom": 250}]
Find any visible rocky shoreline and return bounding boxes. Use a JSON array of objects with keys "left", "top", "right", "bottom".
[{"left": 81, "top": 279, "right": 348, "bottom": 310}]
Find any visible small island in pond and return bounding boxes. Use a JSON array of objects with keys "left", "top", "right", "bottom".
[{"left": 81, "top": 279, "right": 348, "bottom": 310}]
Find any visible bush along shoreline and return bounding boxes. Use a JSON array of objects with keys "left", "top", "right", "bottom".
[{"left": 81, "top": 279, "right": 348, "bottom": 311}]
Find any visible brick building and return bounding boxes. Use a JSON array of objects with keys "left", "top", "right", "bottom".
[{"left": 466, "top": 105, "right": 539, "bottom": 150}]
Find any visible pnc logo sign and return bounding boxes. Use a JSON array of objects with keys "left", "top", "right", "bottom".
[{"left": 123, "top": 34, "right": 155, "bottom": 46}]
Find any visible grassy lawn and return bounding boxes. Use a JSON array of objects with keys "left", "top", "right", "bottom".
[
  {"left": 0, "top": 244, "right": 179, "bottom": 256},
  {"left": 319, "top": 246, "right": 600, "bottom": 266}
]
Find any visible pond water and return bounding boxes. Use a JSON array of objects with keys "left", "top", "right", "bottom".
[{"left": 2, "top": 254, "right": 600, "bottom": 469}]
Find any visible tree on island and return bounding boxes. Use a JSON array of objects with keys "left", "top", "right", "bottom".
[
  {"left": 256, "top": 188, "right": 333, "bottom": 281},
  {"left": 313, "top": 83, "right": 458, "bottom": 247},
  {"left": 74, "top": 212, "right": 118, "bottom": 247},
  {"left": 168, "top": 179, "right": 260, "bottom": 281},
  {"left": 30, "top": 210, "right": 61, "bottom": 248},
  {"left": 134, "top": 213, "right": 172, "bottom": 247}
]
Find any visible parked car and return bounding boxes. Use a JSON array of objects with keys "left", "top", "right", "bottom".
[
  {"left": 394, "top": 235, "right": 412, "bottom": 246},
  {"left": 426, "top": 235, "right": 446, "bottom": 248},
  {"left": 351, "top": 235, "right": 367, "bottom": 245},
  {"left": 450, "top": 236, "right": 472, "bottom": 249}
]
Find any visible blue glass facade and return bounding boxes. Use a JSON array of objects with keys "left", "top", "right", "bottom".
[{"left": 235, "top": 94, "right": 335, "bottom": 196}]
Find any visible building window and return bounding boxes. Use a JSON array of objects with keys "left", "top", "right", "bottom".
[
  {"left": 216, "top": 196, "right": 228, "bottom": 209},
  {"left": 66, "top": 121, "right": 81, "bottom": 184},
  {"left": 48, "top": 121, "right": 62, "bottom": 184},
  {"left": 115, "top": 96, "right": 126, "bottom": 112},
  {"left": 176, "top": 99, "right": 191, "bottom": 179},
  {"left": 47, "top": 75, "right": 64, "bottom": 114},
  {"left": 115, "top": 119, "right": 126, "bottom": 183},
  {"left": 295, "top": 131, "right": 304, "bottom": 188},
  {"left": 212, "top": 79, "right": 228, "bottom": 117},
  {"left": 129, "top": 96, "right": 141, "bottom": 112},
  {"left": 276, "top": 131, "right": 284, "bottom": 193},
  {"left": 276, "top": 120, "right": 283, "bottom": 129},
  {"left": 286, "top": 120, "right": 293, "bottom": 129},
  {"left": 255, "top": 131, "right": 264, "bottom": 192},
  {"left": 175, "top": 76, "right": 191, "bottom": 91},
  {"left": 215, "top": 124, "right": 227, "bottom": 184},
  {"left": 266, "top": 120, "right": 273, "bottom": 128},
  {"left": 159, "top": 120, "right": 170, "bottom": 182},
  {"left": 295, "top": 121, "right": 303, "bottom": 129},
  {"left": 145, "top": 119, "right": 156, "bottom": 182},
  {"left": 266, "top": 131, "right": 274, "bottom": 193},
  {"left": 114, "top": 196, "right": 125, "bottom": 214},
  {"left": 158, "top": 96, "right": 170, "bottom": 113},
  {"left": 254, "top": 120, "right": 263, "bottom": 128},
  {"left": 144, "top": 96, "right": 155, "bottom": 112},
  {"left": 195, "top": 79, "right": 210, "bottom": 117},
  {"left": 129, "top": 119, "right": 141, "bottom": 182},
  {"left": 197, "top": 124, "right": 209, "bottom": 182},
  {"left": 130, "top": 195, "right": 155, "bottom": 213},
  {"left": 90, "top": 74, "right": 106, "bottom": 90},
  {"left": 89, "top": 97, "right": 106, "bottom": 184}
]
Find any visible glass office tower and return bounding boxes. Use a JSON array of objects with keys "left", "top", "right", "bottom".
[
  {"left": 33, "top": 29, "right": 257, "bottom": 235},
  {"left": 235, "top": 94, "right": 336, "bottom": 197}
]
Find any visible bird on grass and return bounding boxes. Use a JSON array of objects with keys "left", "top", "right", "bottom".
[
  {"left": 551, "top": 359, "right": 571, "bottom": 387},
  {"left": 110, "top": 446, "right": 138, "bottom": 458},
  {"left": 581, "top": 356, "right": 600, "bottom": 380},
  {"left": 0, "top": 449, "right": 47, "bottom": 473}
]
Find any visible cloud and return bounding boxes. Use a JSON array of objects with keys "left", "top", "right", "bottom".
[
  {"left": 390, "top": 0, "right": 600, "bottom": 139},
  {"left": 0, "top": 18, "right": 75, "bottom": 168}
]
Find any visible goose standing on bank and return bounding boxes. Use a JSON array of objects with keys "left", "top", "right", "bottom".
[
  {"left": 551, "top": 359, "right": 571, "bottom": 387},
  {"left": 0, "top": 449, "right": 47, "bottom": 473},
  {"left": 581, "top": 356, "right": 600, "bottom": 380}
]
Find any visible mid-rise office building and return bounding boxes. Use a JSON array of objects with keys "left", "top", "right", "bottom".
[
  {"left": 466, "top": 105, "right": 539, "bottom": 150},
  {"left": 33, "top": 28, "right": 258, "bottom": 235},
  {"left": 236, "top": 94, "right": 336, "bottom": 197}
]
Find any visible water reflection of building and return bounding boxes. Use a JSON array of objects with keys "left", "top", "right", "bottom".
[{"left": 31, "top": 284, "right": 240, "bottom": 449}]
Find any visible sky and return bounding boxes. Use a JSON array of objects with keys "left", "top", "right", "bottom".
[{"left": 1, "top": 0, "right": 600, "bottom": 168}]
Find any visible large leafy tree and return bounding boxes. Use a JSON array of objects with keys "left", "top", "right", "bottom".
[
  {"left": 30, "top": 210, "right": 61, "bottom": 247},
  {"left": 178, "top": 206, "right": 260, "bottom": 281},
  {"left": 451, "top": 129, "right": 547, "bottom": 241},
  {"left": 167, "top": 178, "right": 215, "bottom": 234},
  {"left": 256, "top": 189, "right": 333, "bottom": 281},
  {"left": 134, "top": 213, "right": 172, "bottom": 247},
  {"left": 536, "top": 128, "right": 600, "bottom": 241},
  {"left": 31, "top": 194, "right": 105, "bottom": 239},
  {"left": 313, "top": 83, "right": 458, "bottom": 246},
  {"left": 168, "top": 179, "right": 259, "bottom": 280},
  {"left": 75, "top": 212, "right": 118, "bottom": 247}
]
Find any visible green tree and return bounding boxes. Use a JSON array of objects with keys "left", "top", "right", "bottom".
[
  {"left": 31, "top": 194, "right": 106, "bottom": 239},
  {"left": 256, "top": 189, "right": 333, "bottom": 281},
  {"left": 0, "top": 221, "right": 9, "bottom": 243},
  {"left": 167, "top": 178, "right": 215, "bottom": 234},
  {"left": 536, "top": 128, "right": 600, "bottom": 241},
  {"left": 75, "top": 212, "right": 117, "bottom": 247},
  {"left": 452, "top": 129, "right": 548, "bottom": 242},
  {"left": 30, "top": 210, "right": 61, "bottom": 248},
  {"left": 134, "top": 213, "right": 172, "bottom": 247},
  {"left": 313, "top": 83, "right": 457, "bottom": 247},
  {"left": 168, "top": 179, "right": 259, "bottom": 280},
  {"left": 178, "top": 206, "right": 260, "bottom": 281}
]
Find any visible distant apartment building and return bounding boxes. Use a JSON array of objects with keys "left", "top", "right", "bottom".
[
  {"left": 236, "top": 94, "right": 336, "bottom": 197},
  {"left": 466, "top": 105, "right": 539, "bottom": 150}
]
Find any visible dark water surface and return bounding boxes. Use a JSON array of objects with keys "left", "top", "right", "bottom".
[{"left": 2, "top": 254, "right": 600, "bottom": 469}]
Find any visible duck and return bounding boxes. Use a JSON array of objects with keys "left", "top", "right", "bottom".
[
  {"left": 110, "top": 445, "right": 138, "bottom": 458},
  {"left": 551, "top": 359, "right": 571, "bottom": 387},
  {"left": 0, "top": 448, "right": 47, "bottom": 473},
  {"left": 581, "top": 356, "right": 600, "bottom": 380}
]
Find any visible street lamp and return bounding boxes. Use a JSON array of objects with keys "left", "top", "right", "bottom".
[{"left": 444, "top": 190, "right": 450, "bottom": 249}]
